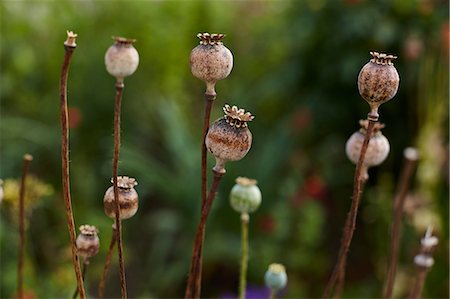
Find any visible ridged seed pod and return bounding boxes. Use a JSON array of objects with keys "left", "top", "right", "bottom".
[
  {"left": 346, "top": 120, "right": 390, "bottom": 179},
  {"left": 205, "top": 104, "right": 254, "bottom": 174},
  {"left": 190, "top": 33, "right": 233, "bottom": 94},
  {"left": 264, "top": 263, "right": 288, "bottom": 291},
  {"left": 358, "top": 52, "right": 399, "bottom": 120},
  {"left": 105, "top": 36, "right": 139, "bottom": 82},
  {"left": 76, "top": 225, "right": 100, "bottom": 259},
  {"left": 230, "top": 177, "right": 262, "bottom": 214},
  {"left": 103, "top": 176, "right": 138, "bottom": 220}
]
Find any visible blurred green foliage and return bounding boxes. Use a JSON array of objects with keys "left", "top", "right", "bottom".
[{"left": 0, "top": 0, "right": 448, "bottom": 298}]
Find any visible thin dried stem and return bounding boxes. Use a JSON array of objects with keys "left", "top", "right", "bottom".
[
  {"left": 322, "top": 118, "right": 376, "bottom": 299},
  {"left": 185, "top": 171, "right": 224, "bottom": 299},
  {"left": 201, "top": 92, "right": 216, "bottom": 207},
  {"left": 98, "top": 224, "right": 118, "bottom": 299},
  {"left": 60, "top": 31, "right": 86, "bottom": 299},
  {"left": 72, "top": 259, "right": 89, "bottom": 299},
  {"left": 112, "top": 81, "right": 127, "bottom": 298},
  {"left": 239, "top": 213, "right": 249, "bottom": 299},
  {"left": 410, "top": 268, "right": 428, "bottom": 299},
  {"left": 17, "top": 154, "right": 33, "bottom": 299},
  {"left": 384, "top": 150, "right": 418, "bottom": 299}
]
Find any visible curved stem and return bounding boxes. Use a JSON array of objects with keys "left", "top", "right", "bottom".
[
  {"left": 185, "top": 171, "right": 224, "bottom": 299},
  {"left": 322, "top": 118, "right": 376, "bottom": 299},
  {"left": 60, "top": 36, "right": 86, "bottom": 299},
  {"left": 112, "top": 81, "right": 127, "bottom": 298},
  {"left": 72, "top": 259, "right": 89, "bottom": 299},
  {"left": 98, "top": 224, "right": 118, "bottom": 299},
  {"left": 384, "top": 156, "right": 418, "bottom": 298},
  {"left": 239, "top": 213, "right": 249, "bottom": 299},
  {"left": 201, "top": 92, "right": 216, "bottom": 208},
  {"left": 18, "top": 154, "right": 33, "bottom": 299}
]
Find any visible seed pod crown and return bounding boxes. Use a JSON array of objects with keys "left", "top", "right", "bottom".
[
  {"left": 223, "top": 104, "right": 254, "bottom": 128},
  {"left": 111, "top": 176, "right": 138, "bottom": 189},
  {"left": 369, "top": 51, "right": 397, "bottom": 65},
  {"left": 197, "top": 33, "right": 225, "bottom": 45},
  {"left": 79, "top": 224, "right": 98, "bottom": 237}
]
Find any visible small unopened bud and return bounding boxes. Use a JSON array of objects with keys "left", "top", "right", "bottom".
[
  {"left": 414, "top": 253, "right": 434, "bottom": 268},
  {"left": 103, "top": 176, "right": 139, "bottom": 220},
  {"left": 76, "top": 225, "right": 100, "bottom": 259},
  {"left": 105, "top": 36, "right": 139, "bottom": 82},
  {"left": 264, "top": 263, "right": 288, "bottom": 291},
  {"left": 230, "top": 177, "right": 261, "bottom": 214},
  {"left": 205, "top": 104, "right": 254, "bottom": 174}
]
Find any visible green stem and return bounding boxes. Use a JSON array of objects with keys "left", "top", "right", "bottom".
[
  {"left": 239, "top": 213, "right": 249, "bottom": 299},
  {"left": 269, "top": 288, "right": 277, "bottom": 299}
]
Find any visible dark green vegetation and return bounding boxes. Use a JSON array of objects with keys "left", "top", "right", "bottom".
[{"left": 1, "top": 0, "right": 448, "bottom": 298}]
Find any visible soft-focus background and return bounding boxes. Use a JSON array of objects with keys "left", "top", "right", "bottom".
[{"left": 1, "top": 0, "right": 448, "bottom": 298}]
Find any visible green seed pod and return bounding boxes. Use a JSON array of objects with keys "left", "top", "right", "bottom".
[
  {"left": 105, "top": 36, "right": 139, "bottom": 82},
  {"left": 264, "top": 263, "right": 288, "bottom": 290},
  {"left": 103, "top": 176, "right": 139, "bottom": 220},
  {"left": 76, "top": 225, "right": 100, "bottom": 259},
  {"left": 230, "top": 177, "right": 261, "bottom": 214},
  {"left": 357, "top": 52, "right": 399, "bottom": 120},
  {"left": 205, "top": 104, "right": 254, "bottom": 174},
  {"left": 190, "top": 33, "right": 233, "bottom": 94}
]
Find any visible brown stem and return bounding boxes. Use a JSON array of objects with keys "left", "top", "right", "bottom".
[
  {"left": 112, "top": 80, "right": 127, "bottom": 298},
  {"left": 98, "top": 224, "right": 118, "bottom": 299},
  {"left": 384, "top": 154, "right": 418, "bottom": 299},
  {"left": 17, "top": 154, "right": 33, "bottom": 299},
  {"left": 73, "top": 259, "right": 89, "bottom": 299},
  {"left": 410, "top": 268, "right": 428, "bottom": 299},
  {"left": 322, "top": 118, "right": 376, "bottom": 299},
  {"left": 185, "top": 171, "right": 224, "bottom": 299},
  {"left": 201, "top": 92, "right": 216, "bottom": 207},
  {"left": 60, "top": 35, "right": 86, "bottom": 299}
]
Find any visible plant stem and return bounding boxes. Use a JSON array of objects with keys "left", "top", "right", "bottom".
[
  {"left": 60, "top": 32, "right": 86, "bottom": 299},
  {"left": 384, "top": 151, "right": 418, "bottom": 299},
  {"left": 185, "top": 170, "right": 224, "bottom": 299},
  {"left": 322, "top": 117, "right": 376, "bottom": 299},
  {"left": 410, "top": 267, "right": 428, "bottom": 299},
  {"left": 72, "top": 259, "right": 89, "bottom": 299},
  {"left": 17, "top": 154, "right": 33, "bottom": 299},
  {"left": 112, "top": 80, "right": 127, "bottom": 298},
  {"left": 201, "top": 92, "right": 216, "bottom": 207},
  {"left": 269, "top": 288, "right": 277, "bottom": 299},
  {"left": 98, "top": 224, "right": 118, "bottom": 299},
  {"left": 239, "top": 213, "right": 249, "bottom": 299}
]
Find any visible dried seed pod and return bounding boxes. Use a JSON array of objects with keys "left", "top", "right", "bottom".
[
  {"left": 358, "top": 52, "right": 400, "bottom": 120},
  {"left": 205, "top": 104, "right": 254, "bottom": 174},
  {"left": 103, "top": 176, "right": 138, "bottom": 220},
  {"left": 230, "top": 177, "right": 262, "bottom": 214},
  {"left": 345, "top": 120, "right": 390, "bottom": 179},
  {"left": 105, "top": 36, "right": 139, "bottom": 82},
  {"left": 264, "top": 263, "right": 288, "bottom": 291},
  {"left": 190, "top": 33, "right": 233, "bottom": 95},
  {"left": 76, "top": 225, "right": 100, "bottom": 259}
]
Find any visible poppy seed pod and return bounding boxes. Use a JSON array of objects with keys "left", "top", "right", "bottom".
[
  {"left": 190, "top": 33, "right": 233, "bottom": 95},
  {"left": 105, "top": 36, "right": 139, "bottom": 82},
  {"left": 76, "top": 225, "right": 100, "bottom": 259},
  {"left": 358, "top": 51, "right": 400, "bottom": 120},
  {"left": 264, "top": 263, "right": 288, "bottom": 291},
  {"left": 205, "top": 104, "right": 254, "bottom": 174},
  {"left": 346, "top": 120, "right": 390, "bottom": 179},
  {"left": 230, "top": 177, "right": 262, "bottom": 214},
  {"left": 103, "top": 176, "right": 138, "bottom": 220}
]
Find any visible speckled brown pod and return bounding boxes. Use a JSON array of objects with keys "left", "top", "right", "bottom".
[
  {"left": 105, "top": 36, "right": 139, "bottom": 82},
  {"left": 76, "top": 225, "right": 100, "bottom": 259},
  {"left": 346, "top": 120, "right": 390, "bottom": 179},
  {"left": 103, "top": 176, "right": 138, "bottom": 220},
  {"left": 190, "top": 33, "right": 233, "bottom": 95},
  {"left": 358, "top": 52, "right": 399, "bottom": 120},
  {"left": 205, "top": 104, "right": 254, "bottom": 174}
]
